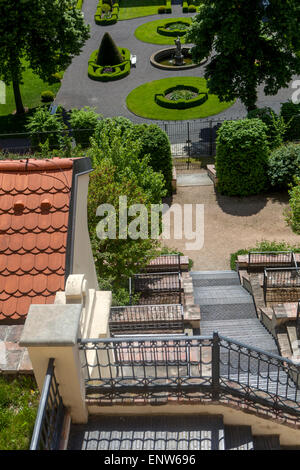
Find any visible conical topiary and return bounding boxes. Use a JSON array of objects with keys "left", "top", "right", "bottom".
[{"left": 96, "top": 32, "right": 123, "bottom": 66}]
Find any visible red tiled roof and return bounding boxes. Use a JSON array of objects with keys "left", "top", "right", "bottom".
[{"left": 0, "top": 158, "right": 74, "bottom": 321}]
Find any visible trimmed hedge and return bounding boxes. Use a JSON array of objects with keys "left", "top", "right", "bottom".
[
  {"left": 155, "top": 85, "right": 208, "bottom": 109},
  {"left": 158, "top": 0, "right": 171, "bottom": 14},
  {"left": 157, "top": 21, "right": 190, "bottom": 37},
  {"left": 88, "top": 47, "right": 130, "bottom": 81},
  {"left": 182, "top": 1, "right": 188, "bottom": 12},
  {"left": 215, "top": 119, "right": 269, "bottom": 196},
  {"left": 94, "top": 0, "right": 119, "bottom": 25}
]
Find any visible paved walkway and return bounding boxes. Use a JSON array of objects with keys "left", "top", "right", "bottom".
[{"left": 56, "top": 1, "right": 299, "bottom": 123}]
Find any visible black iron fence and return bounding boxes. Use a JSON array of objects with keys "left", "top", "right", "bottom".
[
  {"left": 248, "top": 251, "right": 296, "bottom": 268},
  {"left": 79, "top": 333, "right": 300, "bottom": 417},
  {"left": 30, "top": 358, "right": 65, "bottom": 450},
  {"left": 129, "top": 271, "right": 183, "bottom": 305},
  {"left": 109, "top": 304, "right": 185, "bottom": 334}
]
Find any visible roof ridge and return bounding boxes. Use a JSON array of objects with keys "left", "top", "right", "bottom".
[{"left": 0, "top": 158, "right": 74, "bottom": 172}]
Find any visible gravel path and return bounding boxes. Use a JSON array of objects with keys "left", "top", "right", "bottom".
[{"left": 56, "top": 1, "right": 300, "bottom": 124}]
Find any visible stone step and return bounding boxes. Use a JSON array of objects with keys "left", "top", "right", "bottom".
[
  {"left": 253, "top": 435, "right": 281, "bottom": 450},
  {"left": 191, "top": 270, "right": 240, "bottom": 287},
  {"left": 67, "top": 414, "right": 226, "bottom": 450},
  {"left": 199, "top": 303, "right": 257, "bottom": 321},
  {"left": 224, "top": 425, "right": 254, "bottom": 450}
]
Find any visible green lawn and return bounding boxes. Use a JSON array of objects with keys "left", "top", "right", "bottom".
[
  {"left": 118, "top": 0, "right": 163, "bottom": 20},
  {"left": 0, "top": 375, "right": 39, "bottom": 450},
  {"left": 135, "top": 17, "right": 193, "bottom": 44},
  {"left": 0, "top": 64, "right": 61, "bottom": 135},
  {"left": 126, "top": 77, "right": 234, "bottom": 120}
]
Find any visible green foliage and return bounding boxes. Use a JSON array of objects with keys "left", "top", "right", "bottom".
[
  {"left": 40, "top": 90, "right": 55, "bottom": 103},
  {"left": 88, "top": 161, "right": 160, "bottom": 290},
  {"left": 69, "top": 106, "right": 102, "bottom": 147},
  {"left": 89, "top": 120, "right": 167, "bottom": 204},
  {"left": 130, "top": 123, "right": 173, "bottom": 195},
  {"left": 0, "top": 375, "right": 39, "bottom": 450},
  {"left": 25, "top": 106, "right": 65, "bottom": 149},
  {"left": 88, "top": 47, "right": 130, "bottom": 82},
  {"left": 157, "top": 20, "right": 190, "bottom": 37},
  {"left": 182, "top": 1, "right": 188, "bottom": 13},
  {"left": 96, "top": 33, "right": 123, "bottom": 66},
  {"left": 185, "top": 0, "right": 300, "bottom": 112},
  {"left": 247, "top": 107, "right": 287, "bottom": 150},
  {"left": 215, "top": 119, "right": 269, "bottom": 196},
  {"left": 267, "top": 143, "right": 300, "bottom": 190},
  {"left": 155, "top": 85, "right": 208, "bottom": 110},
  {"left": 286, "top": 177, "right": 300, "bottom": 234},
  {"left": 280, "top": 100, "right": 300, "bottom": 142},
  {"left": 0, "top": 0, "right": 90, "bottom": 114}
]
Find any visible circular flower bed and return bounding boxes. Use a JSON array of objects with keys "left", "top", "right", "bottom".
[
  {"left": 157, "top": 20, "right": 190, "bottom": 37},
  {"left": 135, "top": 17, "right": 192, "bottom": 45},
  {"left": 88, "top": 47, "right": 130, "bottom": 81},
  {"left": 126, "top": 77, "right": 235, "bottom": 120},
  {"left": 155, "top": 85, "right": 208, "bottom": 109}
]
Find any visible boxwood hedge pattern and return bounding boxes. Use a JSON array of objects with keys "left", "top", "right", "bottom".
[
  {"left": 157, "top": 20, "right": 190, "bottom": 37},
  {"left": 155, "top": 85, "right": 208, "bottom": 109},
  {"left": 95, "top": 0, "right": 119, "bottom": 25},
  {"left": 88, "top": 47, "right": 130, "bottom": 81}
]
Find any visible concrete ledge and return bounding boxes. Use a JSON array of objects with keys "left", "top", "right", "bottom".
[
  {"left": 20, "top": 304, "right": 82, "bottom": 347},
  {"left": 207, "top": 164, "right": 218, "bottom": 186}
]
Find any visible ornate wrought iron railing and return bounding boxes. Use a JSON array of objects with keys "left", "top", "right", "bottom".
[
  {"left": 79, "top": 333, "right": 300, "bottom": 418},
  {"left": 30, "top": 358, "right": 65, "bottom": 450},
  {"left": 109, "top": 304, "right": 185, "bottom": 333}
]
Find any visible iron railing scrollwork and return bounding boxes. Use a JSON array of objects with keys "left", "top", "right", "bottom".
[
  {"left": 79, "top": 333, "right": 300, "bottom": 418},
  {"left": 30, "top": 358, "right": 65, "bottom": 450}
]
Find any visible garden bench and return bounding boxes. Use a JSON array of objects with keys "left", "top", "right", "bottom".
[{"left": 130, "top": 54, "right": 137, "bottom": 66}]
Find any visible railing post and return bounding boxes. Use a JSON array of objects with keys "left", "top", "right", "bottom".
[
  {"left": 212, "top": 332, "right": 220, "bottom": 400},
  {"left": 20, "top": 303, "right": 88, "bottom": 424}
]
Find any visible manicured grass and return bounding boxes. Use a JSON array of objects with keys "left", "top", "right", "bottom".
[
  {"left": 126, "top": 77, "right": 234, "bottom": 120},
  {"left": 119, "top": 0, "right": 163, "bottom": 20},
  {"left": 135, "top": 17, "right": 193, "bottom": 44},
  {"left": 0, "top": 64, "right": 61, "bottom": 120},
  {"left": 0, "top": 375, "right": 39, "bottom": 450}
]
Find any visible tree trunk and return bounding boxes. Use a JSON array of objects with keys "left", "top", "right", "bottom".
[{"left": 12, "top": 77, "right": 25, "bottom": 114}]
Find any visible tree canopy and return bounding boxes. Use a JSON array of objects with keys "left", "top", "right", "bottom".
[
  {"left": 185, "top": 0, "right": 300, "bottom": 111},
  {"left": 0, "top": 0, "right": 90, "bottom": 114}
]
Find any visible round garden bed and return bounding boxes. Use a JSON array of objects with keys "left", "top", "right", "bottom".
[
  {"left": 155, "top": 85, "right": 208, "bottom": 109},
  {"left": 157, "top": 20, "right": 191, "bottom": 37},
  {"left": 88, "top": 47, "right": 130, "bottom": 81},
  {"left": 135, "top": 17, "right": 192, "bottom": 45},
  {"left": 126, "top": 77, "right": 234, "bottom": 120}
]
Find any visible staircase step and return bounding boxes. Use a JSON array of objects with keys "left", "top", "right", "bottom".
[
  {"left": 253, "top": 435, "right": 281, "bottom": 450},
  {"left": 67, "top": 415, "right": 225, "bottom": 450},
  {"left": 191, "top": 271, "right": 240, "bottom": 287},
  {"left": 224, "top": 425, "right": 253, "bottom": 450},
  {"left": 199, "top": 303, "right": 257, "bottom": 321}
]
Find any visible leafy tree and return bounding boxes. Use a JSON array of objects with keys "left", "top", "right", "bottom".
[
  {"left": 0, "top": 0, "right": 90, "bottom": 114},
  {"left": 89, "top": 121, "right": 167, "bottom": 204},
  {"left": 88, "top": 160, "right": 159, "bottom": 291},
  {"left": 25, "top": 106, "right": 66, "bottom": 149},
  {"left": 185, "top": 0, "right": 300, "bottom": 112},
  {"left": 69, "top": 107, "right": 102, "bottom": 148}
]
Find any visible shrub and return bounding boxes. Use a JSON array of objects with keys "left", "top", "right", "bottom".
[
  {"left": 155, "top": 86, "right": 207, "bottom": 110},
  {"left": 286, "top": 178, "right": 300, "bottom": 234},
  {"left": 157, "top": 21, "right": 190, "bottom": 37},
  {"left": 267, "top": 143, "right": 300, "bottom": 190},
  {"left": 247, "top": 107, "right": 287, "bottom": 150},
  {"left": 40, "top": 90, "right": 55, "bottom": 103},
  {"left": 96, "top": 32, "right": 123, "bottom": 66},
  {"left": 69, "top": 106, "right": 102, "bottom": 148},
  {"left": 188, "top": 4, "right": 197, "bottom": 12},
  {"left": 88, "top": 47, "right": 130, "bottom": 82},
  {"left": 182, "top": 1, "right": 189, "bottom": 12},
  {"left": 158, "top": 6, "right": 166, "bottom": 13},
  {"left": 215, "top": 119, "right": 269, "bottom": 196},
  {"left": 25, "top": 106, "right": 65, "bottom": 150},
  {"left": 280, "top": 100, "right": 300, "bottom": 142},
  {"left": 131, "top": 123, "right": 173, "bottom": 195}
]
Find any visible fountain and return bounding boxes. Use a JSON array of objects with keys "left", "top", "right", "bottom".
[{"left": 150, "top": 36, "right": 207, "bottom": 70}]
